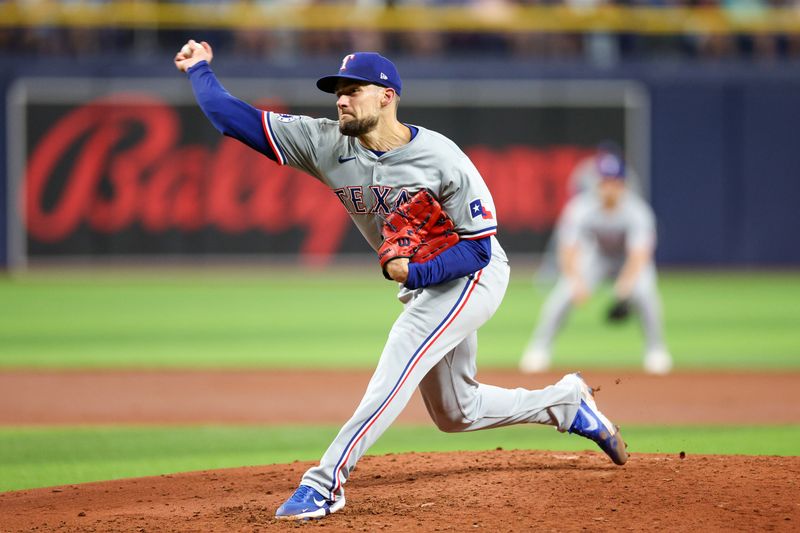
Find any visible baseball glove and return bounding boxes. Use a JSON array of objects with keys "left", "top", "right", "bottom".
[
  {"left": 378, "top": 189, "right": 459, "bottom": 279},
  {"left": 606, "top": 298, "right": 631, "bottom": 323}
]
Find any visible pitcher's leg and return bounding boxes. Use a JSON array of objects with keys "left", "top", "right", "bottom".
[
  {"left": 300, "top": 267, "right": 507, "bottom": 500},
  {"left": 423, "top": 334, "right": 581, "bottom": 433},
  {"left": 421, "top": 345, "right": 628, "bottom": 464}
]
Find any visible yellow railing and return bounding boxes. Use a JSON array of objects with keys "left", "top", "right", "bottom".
[{"left": 2, "top": 2, "right": 800, "bottom": 35}]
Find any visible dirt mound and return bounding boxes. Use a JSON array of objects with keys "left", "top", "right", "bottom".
[
  {"left": 2, "top": 450, "right": 798, "bottom": 532},
  {"left": 2, "top": 370, "right": 799, "bottom": 530}
]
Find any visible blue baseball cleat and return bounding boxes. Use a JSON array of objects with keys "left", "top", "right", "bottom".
[
  {"left": 566, "top": 373, "right": 628, "bottom": 465},
  {"left": 275, "top": 485, "right": 345, "bottom": 520}
]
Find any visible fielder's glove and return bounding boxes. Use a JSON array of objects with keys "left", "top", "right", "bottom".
[
  {"left": 606, "top": 298, "right": 631, "bottom": 323},
  {"left": 377, "top": 189, "right": 459, "bottom": 279}
]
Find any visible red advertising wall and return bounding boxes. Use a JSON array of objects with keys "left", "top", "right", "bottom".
[{"left": 16, "top": 81, "right": 633, "bottom": 264}]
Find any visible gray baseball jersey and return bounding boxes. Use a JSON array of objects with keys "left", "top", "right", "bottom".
[
  {"left": 263, "top": 112, "right": 500, "bottom": 248},
  {"left": 262, "top": 111, "right": 583, "bottom": 502},
  {"left": 558, "top": 189, "right": 656, "bottom": 257}
]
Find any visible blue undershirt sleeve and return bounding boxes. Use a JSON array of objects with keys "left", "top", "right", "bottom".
[
  {"left": 404, "top": 237, "right": 492, "bottom": 289},
  {"left": 186, "top": 61, "right": 275, "bottom": 161}
]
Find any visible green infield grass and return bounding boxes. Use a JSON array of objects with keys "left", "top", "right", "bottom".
[
  {"left": 0, "top": 269, "right": 798, "bottom": 370},
  {"left": 1, "top": 424, "right": 798, "bottom": 493}
]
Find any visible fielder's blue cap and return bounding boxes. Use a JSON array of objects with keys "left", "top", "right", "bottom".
[
  {"left": 596, "top": 152, "right": 626, "bottom": 180},
  {"left": 317, "top": 52, "right": 402, "bottom": 95}
]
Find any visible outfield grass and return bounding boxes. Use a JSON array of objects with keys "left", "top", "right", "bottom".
[
  {"left": 0, "top": 269, "right": 798, "bottom": 369},
  {"left": 1, "top": 269, "right": 798, "bottom": 494},
  {"left": 1, "top": 424, "right": 799, "bottom": 493}
]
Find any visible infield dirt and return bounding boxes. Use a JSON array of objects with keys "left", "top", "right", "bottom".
[{"left": 1, "top": 370, "right": 799, "bottom": 532}]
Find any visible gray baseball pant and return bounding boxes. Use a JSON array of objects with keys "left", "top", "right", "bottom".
[{"left": 301, "top": 251, "right": 583, "bottom": 500}]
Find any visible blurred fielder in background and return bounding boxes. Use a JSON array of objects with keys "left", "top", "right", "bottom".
[{"left": 519, "top": 150, "right": 673, "bottom": 375}]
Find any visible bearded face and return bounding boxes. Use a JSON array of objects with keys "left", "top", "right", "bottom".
[
  {"left": 335, "top": 81, "right": 387, "bottom": 138},
  {"left": 339, "top": 114, "right": 379, "bottom": 137}
]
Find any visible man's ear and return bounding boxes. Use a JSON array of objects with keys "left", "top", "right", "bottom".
[{"left": 381, "top": 88, "right": 396, "bottom": 107}]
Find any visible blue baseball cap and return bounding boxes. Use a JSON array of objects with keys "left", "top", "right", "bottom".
[
  {"left": 596, "top": 152, "right": 626, "bottom": 180},
  {"left": 317, "top": 52, "right": 402, "bottom": 95}
]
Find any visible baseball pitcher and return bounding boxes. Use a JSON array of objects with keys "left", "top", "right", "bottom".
[{"left": 175, "top": 40, "right": 628, "bottom": 521}]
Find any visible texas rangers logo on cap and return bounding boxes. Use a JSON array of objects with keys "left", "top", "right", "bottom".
[
  {"left": 469, "top": 198, "right": 494, "bottom": 220},
  {"left": 339, "top": 54, "right": 355, "bottom": 71}
]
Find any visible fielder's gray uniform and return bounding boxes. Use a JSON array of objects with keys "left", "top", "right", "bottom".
[
  {"left": 264, "top": 112, "right": 584, "bottom": 501},
  {"left": 526, "top": 189, "right": 667, "bottom": 355}
]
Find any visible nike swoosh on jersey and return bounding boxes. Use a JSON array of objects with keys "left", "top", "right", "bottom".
[{"left": 338, "top": 155, "right": 356, "bottom": 163}]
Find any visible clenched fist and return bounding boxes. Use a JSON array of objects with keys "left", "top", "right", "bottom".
[{"left": 174, "top": 39, "right": 213, "bottom": 72}]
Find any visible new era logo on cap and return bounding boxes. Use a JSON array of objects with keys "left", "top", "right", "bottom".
[{"left": 317, "top": 52, "right": 402, "bottom": 95}]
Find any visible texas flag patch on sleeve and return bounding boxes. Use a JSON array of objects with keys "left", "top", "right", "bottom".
[{"left": 469, "top": 198, "right": 494, "bottom": 220}]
